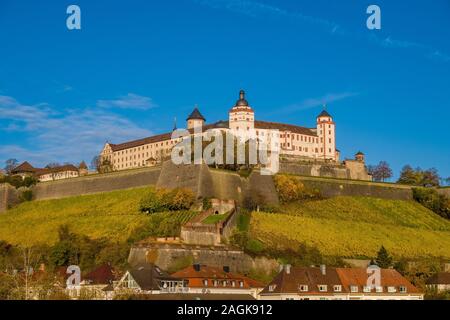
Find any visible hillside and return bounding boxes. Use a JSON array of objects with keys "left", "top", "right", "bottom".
[
  {"left": 249, "top": 197, "right": 450, "bottom": 259},
  {"left": 0, "top": 187, "right": 197, "bottom": 246}
]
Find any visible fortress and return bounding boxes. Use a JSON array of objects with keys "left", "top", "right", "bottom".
[{"left": 101, "top": 90, "right": 339, "bottom": 171}]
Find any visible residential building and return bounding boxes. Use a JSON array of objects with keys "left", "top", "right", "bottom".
[
  {"left": 10, "top": 161, "right": 85, "bottom": 182},
  {"left": 259, "top": 265, "right": 423, "bottom": 300},
  {"left": 171, "top": 264, "right": 265, "bottom": 299},
  {"left": 114, "top": 264, "right": 187, "bottom": 295},
  {"left": 426, "top": 272, "right": 450, "bottom": 293}
]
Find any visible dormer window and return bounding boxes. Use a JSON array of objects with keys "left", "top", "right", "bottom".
[
  {"left": 388, "top": 286, "right": 397, "bottom": 293},
  {"left": 399, "top": 286, "right": 407, "bottom": 293},
  {"left": 268, "top": 285, "right": 277, "bottom": 292},
  {"left": 350, "top": 286, "right": 358, "bottom": 293},
  {"left": 333, "top": 285, "right": 342, "bottom": 292},
  {"left": 363, "top": 286, "right": 371, "bottom": 293},
  {"left": 299, "top": 285, "right": 308, "bottom": 292},
  {"left": 376, "top": 286, "right": 383, "bottom": 293},
  {"left": 318, "top": 285, "right": 327, "bottom": 292}
]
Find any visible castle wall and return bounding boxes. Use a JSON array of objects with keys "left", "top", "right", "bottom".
[
  {"left": 297, "top": 176, "right": 413, "bottom": 200},
  {"left": 0, "top": 183, "right": 19, "bottom": 213},
  {"left": 344, "top": 160, "right": 372, "bottom": 181},
  {"left": 32, "top": 167, "right": 161, "bottom": 200},
  {"left": 280, "top": 162, "right": 350, "bottom": 179},
  {"left": 128, "top": 244, "right": 278, "bottom": 274},
  {"left": 180, "top": 228, "right": 220, "bottom": 246},
  {"left": 156, "top": 161, "right": 215, "bottom": 199},
  {"left": 246, "top": 171, "right": 279, "bottom": 205},
  {"left": 209, "top": 170, "right": 245, "bottom": 202},
  {"left": 221, "top": 210, "right": 239, "bottom": 240}
]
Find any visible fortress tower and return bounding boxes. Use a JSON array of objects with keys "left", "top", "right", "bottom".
[
  {"left": 229, "top": 90, "right": 255, "bottom": 133},
  {"left": 316, "top": 108, "right": 336, "bottom": 161},
  {"left": 186, "top": 107, "right": 206, "bottom": 129}
]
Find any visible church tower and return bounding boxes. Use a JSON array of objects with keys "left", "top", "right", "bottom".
[
  {"left": 229, "top": 90, "right": 255, "bottom": 133},
  {"left": 186, "top": 106, "right": 206, "bottom": 129},
  {"left": 316, "top": 108, "right": 336, "bottom": 161}
]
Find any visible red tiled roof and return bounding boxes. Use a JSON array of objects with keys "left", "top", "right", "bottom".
[
  {"left": 255, "top": 121, "right": 317, "bottom": 136},
  {"left": 336, "top": 268, "right": 420, "bottom": 293},
  {"left": 171, "top": 265, "right": 264, "bottom": 289},
  {"left": 83, "top": 264, "right": 116, "bottom": 285},
  {"left": 11, "top": 161, "right": 36, "bottom": 174},
  {"left": 426, "top": 272, "right": 450, "bottom": 285},
  {"left": 260, "top": 266, "right": 342, "bottom": 295},
  {"left": 261, "top": 267, "right": 422, "bottom": 296},
  {"left": 35, "top": 165, "right": 79, "bottom": 176}
]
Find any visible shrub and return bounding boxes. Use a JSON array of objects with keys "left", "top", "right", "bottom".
[
  {"left": 19, "top": 190, "right": 33, "bottom": 202},
  {"left": 274, "top": 175, "right": 321, "bottom": 203},
  {"left": 202, "top": 197, "right": 212, "bottom": 210},
  {"left": 413, "top": 187, "right": 450, "bottom": 219},
  {"left": 139, "top": 188, "right": 195, "bottom": 214}
]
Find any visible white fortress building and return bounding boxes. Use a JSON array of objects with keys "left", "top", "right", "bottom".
[{"left": 100, "top": 90, "right": 340, "bottom": 171}]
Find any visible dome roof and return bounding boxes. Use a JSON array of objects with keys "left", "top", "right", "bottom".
[{"left": 235, "top": 90, "right": 249, "bottom": 107}]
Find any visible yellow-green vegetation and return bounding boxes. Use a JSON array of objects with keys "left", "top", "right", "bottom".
[
  {"left": 0, "top": 187, "right": 197, "bottom": 246},
  {"left": 250, "top": 196, "right": 450, "bottom": 259},
  {"left": 202, "top": 213, "right": 229, "bottom": 224}
]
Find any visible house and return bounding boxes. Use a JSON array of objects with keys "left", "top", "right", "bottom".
[
  {"left": 78, "top": 264, "right": 119, "bottom": 300},
  {"left": 171, "top": 264, "right": 265, "bottom": 299},
  {"left": 259, "top": 265, "right": 346, "bottom": 300},
  {"left": 10, "top": 161, "right": 37, "bottom": 179},
  {"left": 259, "top": 265, "right": 423, "bottom": 300},
  {"left": 426, "top": 272, "right": 450, "bottom": 293},
  {"left": 36, "top": 165, "right": 80, "bottom": 182},
  {"left": 114, "top": 264, "right": 187, "bottom": 295},
  {"left": 335, "top": 267, "right": 423, "bottom": 300},
  {"left": 10, "top": 162, "right": 82, "bottom": 182}
]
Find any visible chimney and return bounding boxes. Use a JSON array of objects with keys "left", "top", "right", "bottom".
[
  {"left": 223, "top": 266, "right": 230, "bottom": 273},
  {"left": 285, "top": 264, "right": 291, "bottom": 275},
  {"left": 194, "top": 264, "right": 201, "bottom": 272},
  {"left": 320, "top": 265, "right": 326, "bottom": 275}
]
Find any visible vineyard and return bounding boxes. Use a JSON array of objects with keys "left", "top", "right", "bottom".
[
  {"left": 0, "top": 187, "right": 197, "bottom": 246},
  {"left": 250, "top": 196, "right": 450, "bottom": 259}
]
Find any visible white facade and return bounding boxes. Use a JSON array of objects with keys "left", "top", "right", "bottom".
[{"left": 100, "top": 91, "right": 339, "bottom": 171}]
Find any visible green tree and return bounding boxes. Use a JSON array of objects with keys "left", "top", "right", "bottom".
[
  {"left": 398, "top": 165, "right": 420, "bottom": 185},
  {"left": 375, "top": 245, "right": 393, "bottom": 269}
]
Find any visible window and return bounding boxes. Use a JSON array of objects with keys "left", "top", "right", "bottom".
[
  {"left": 399, "top": 286, "right": 407, "bottom": 293},
  {"left": 333, "top": 285, "right": 342, "bottom": 292},
  {"left": 268, "top": 285, "right": 277, "bottom": 292},
  {"left": 299, "top": 285, "right": 308, "bottom": 292},
  {"left": 213, "top": 280, "right": 218, "bottom": 287},
  {"left": 363, "top": 286, "right": 371, "bottom": 293},
  {"left": 239, "top": 281, "right": 244, "bottom": 288},
  {"left": 388, "top": 286, "right": 397, "bottom": 293},
  {"left": 376, "top": 286, "right": 383, "bottom": 293},
  {"left": 350, "top": 286, "right": 358, "bottom": 293},
  {"left": 318, "top": 285, "right": 327, "bottom": 292}
]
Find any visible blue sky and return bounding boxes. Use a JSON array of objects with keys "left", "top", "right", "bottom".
[{"left": 0, "top": 0, "right": 449, "bottom": 180}]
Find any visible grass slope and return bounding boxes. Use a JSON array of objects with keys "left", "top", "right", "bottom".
[
  {"left": 0, "top": 187, "right": 197, "bottom": 246},
  {"left": 250, "top": 197, "right": 450, "bottom": 259}
]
